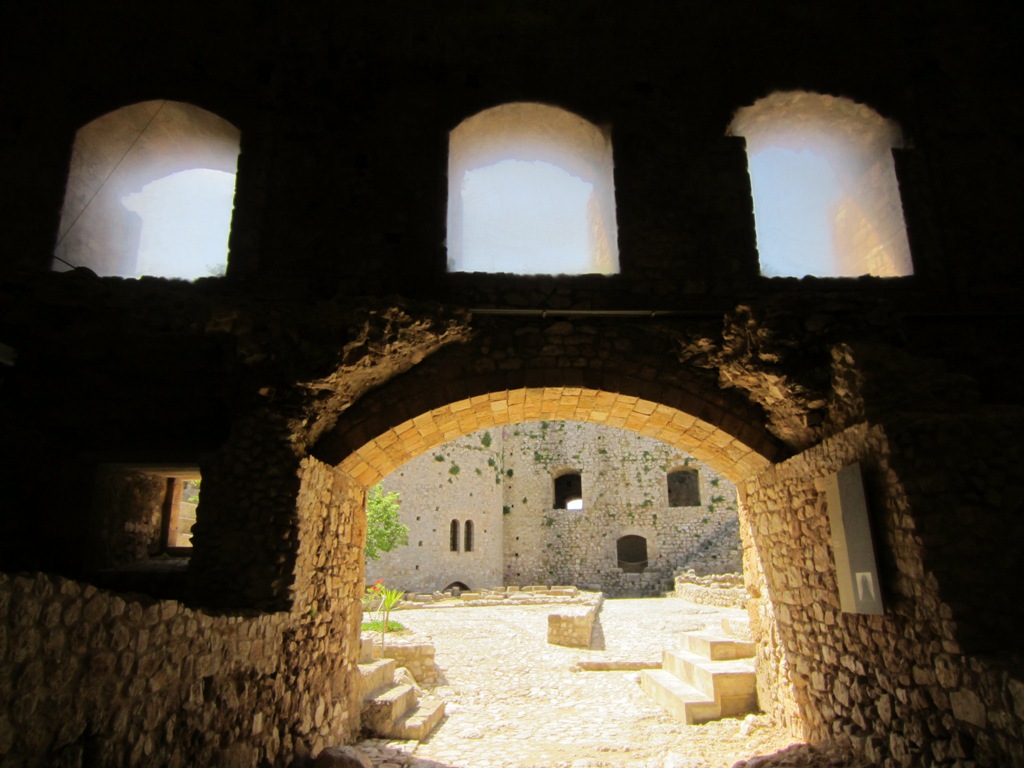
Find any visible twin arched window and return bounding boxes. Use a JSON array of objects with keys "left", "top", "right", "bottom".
[
  {"left": 450, "top": 519, "right": 474, "bottom": 552},
  {"left": 53, "top": 100, "right": 240, "bottom": 280}
]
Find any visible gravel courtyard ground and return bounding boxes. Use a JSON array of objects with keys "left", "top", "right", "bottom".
[{"left": 352, "top": 597, "right": 866, "bottom": 768}]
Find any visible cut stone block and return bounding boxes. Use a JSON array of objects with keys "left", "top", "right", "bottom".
[
  {"left": 386, "top": 698, "right": 446, "bottom": 740},
  {"left": 678, "top": 631, "right": 755, "bottom": 660},
  {"left": 640, "top": 669, "right": 721, "bottom": 724},
  {"left": 362, "top": 683, "right": 416, "bottom": 733},
  {"left": 662, "top": 648, "right": 757, "bottom": 717},
  {"left": 358, "top": 659, "right": 397, "bottom": 699}
]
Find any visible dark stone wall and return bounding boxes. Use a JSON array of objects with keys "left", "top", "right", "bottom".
[{"left": 2, "top": 1, "right": 1024, "bottom": 766}]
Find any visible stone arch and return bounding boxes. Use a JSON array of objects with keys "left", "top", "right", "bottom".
[{"left": 330, "top": 386, "right": 773, "bottom": 489}]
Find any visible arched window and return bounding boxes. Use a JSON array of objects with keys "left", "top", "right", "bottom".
[
  {"left": 464, "top": 520, "right": 474, "bottom": 553},
  {"left": 450, "top": 519, "right": 460, "bottom": 552},
  {"left": 667, "top": 468, "right": 701, "bottom": 507},
  {"left": 617, "top": 535, "right": 648, "bottom": 573},
  {"left": 447, "top": 102, "right": 619, "bottom": 275},
  {"left": 729, "top": 91, "right": 913, "bottom": 278},
  {"left": 53, "top": 100, "right": 240, "bottom": 280},
  {"left": 554, "top": 471, "right": 583, "bottom": 510}
]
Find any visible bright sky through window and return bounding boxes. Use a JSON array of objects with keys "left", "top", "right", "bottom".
[
  {"left": 566, "top": 498, "right": 584, "bottom": 511},
  {"left": 747, "top": 146, "right": 842, "bottom": 277},
  {"left": 459, "top": 159, "right": 594, "bottom": 275},
  {"left": 731, "top": 91, "right": 913, "bottom": 278},
  {"left": 121, "top": 169, "right": 236, "bottom": 279},
  {"left": 54, "top": 100, "right": 240, "bottom": 280},
  {"left": 447, "top": 102, "right": 619, "bottom": 275}
]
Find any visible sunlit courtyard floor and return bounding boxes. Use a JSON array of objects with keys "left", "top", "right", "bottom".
[{"left": 354, "top": 598, "right": 868, "bottom": 768}]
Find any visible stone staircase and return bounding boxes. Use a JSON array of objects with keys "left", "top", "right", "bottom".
[
  {"left": 359, "top": 640, "right": 446, "bottom": 741},
  {"left": 640, "top": 629, "right": 758, "bottom": 724}
]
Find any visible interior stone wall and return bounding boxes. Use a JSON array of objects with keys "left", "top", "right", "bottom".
[
  {"left": 0, "top": 457, "right": 366, "bottom": 767},
  {"left": 88, "top": 468, "right": 166, "bottom": 569},
  {"left": 742, "top": 421, "right": 1024, "bottom": 766},
  {"left": 1, "top": 2, "right": 1023, "bottom": 766}
]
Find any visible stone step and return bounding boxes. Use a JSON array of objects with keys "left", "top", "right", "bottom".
[
  {"left": 385, "top": 698, "right": 447, "bottom": 741},
  {"left": 358, "top": 659, "right": 397, "bottom": 699},
  {"left": 678, "top": 631, "right": 755, "bottom": 661},
  {"left": 719, "top": 617, "right": 753, "bottom": 642},
  {"left": 662, "top": 648, "right": 757, "bottom": 717},
  {"left": 361, "top": 683, "right": 417, "bottom": 734},
  {"left": 359, "top": 637, "right": 376, "bottom": 664},
  {"left": 640, "top": 669, "right": 721, "bottom": 725}
]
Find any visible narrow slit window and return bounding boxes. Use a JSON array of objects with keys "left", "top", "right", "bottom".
[
  {"left": 464, "top": 520, "right": 474, "bottom": 553},
  {"left": 729, "top": 91, "right": 913, "bottom": 278},
  {"left": 450, "top": 519, "right": 460, "bottom": 552}
]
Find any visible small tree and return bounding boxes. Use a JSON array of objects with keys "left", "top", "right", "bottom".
[{"left": 365, "top": 483, "right": 409, "bottom": 560}]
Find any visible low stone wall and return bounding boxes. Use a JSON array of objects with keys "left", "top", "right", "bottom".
[
  {"left": 368, "top": 639, "right": 439, "bottom": 685},
  {"left": 547, "top": 596, "right": 604, "bottom": 648},
  {"left": 673, "top": 569, "right": 746, "bottom": 608},
  {"left": 1, "top": 571, "right": 295, "bottom": 766}
]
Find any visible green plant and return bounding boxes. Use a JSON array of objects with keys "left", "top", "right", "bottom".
[
  {"left": 365, "top": 484, "right": 409, "bottom": 560},
  {"left": 363, "top": 582, "right": 405, "bottom": 654},
  {"left": 449, "top": 462, "right": 460, "bottom": 475},
  {"left": 487, "top": 457, "right": 497, "bottom": 468},
  {"left": 434, "top": 453, "right": 445, "bottom": 462},
  {"left": 533, "top": 451, "right": 544, "bottom": 462},
  {"left": 183, "top": 478, "right": 201, "bottom": 504},
  {"left": 542, "top": 515, "right": 555, "bottom": 527},
  {"left": 505, "top": 468, "right": 514, "bottom": 477},
  {"left": 502, "top": 505, "right": 512, "bottom": 515},
  {"left": 481, "top": 431, "right": 493, "bottom": 448},
  {"left": 361, "top": 619, "right": 405, "bottom": 633}
]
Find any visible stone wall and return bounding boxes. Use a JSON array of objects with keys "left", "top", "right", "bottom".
[
  {"left": 1, "top": 3, "right": 1023, "bottom": 766},
  {"left": 673, "top": 570, "right": 746, "bottom": 609},
  {"left": 0, "top": 457, "right": 366, "bottom": 767},
  {"left": 502, "top": 421, "right": 738, "bottom": 596},
  {"left": 366, "top": 431, "right": 505, "bottom": 593},
  {"left": 88, "top": 468, "right": 166, "bottom": 569},
  {"left": 547, "top": 599, "right": 604, "bottom": 648},
  {"left": 741, "top": 420, "right": 1024, "bottom": 766},
  {"left": 368, "top": 421, "right": 741, "bottom": 596}
]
